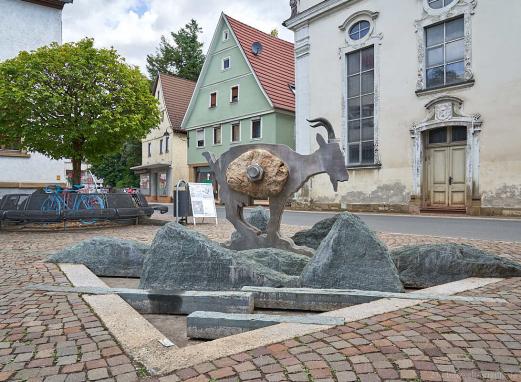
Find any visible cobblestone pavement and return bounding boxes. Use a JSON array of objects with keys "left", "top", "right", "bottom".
[{"left": 1, "top": 220, "right": 521, "bottom": 381}]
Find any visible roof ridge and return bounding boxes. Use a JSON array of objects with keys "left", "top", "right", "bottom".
[
  {"left": 159, "top": 72, "right": 197, "bottom": 84},
  {"left": 224, "top": 14, "right": 294, "bottom": 47}
]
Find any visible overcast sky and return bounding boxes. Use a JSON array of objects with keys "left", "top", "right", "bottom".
[{"left": 62, "top": 0, "right": 294, "bottom": 76}]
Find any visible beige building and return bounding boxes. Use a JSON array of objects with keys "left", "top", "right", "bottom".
[
  {"left": 284, "top": 0, "right": 521, "bottom": 216},
  {"left": 132, "top": 74, "right": 195, "bottom": 202}
]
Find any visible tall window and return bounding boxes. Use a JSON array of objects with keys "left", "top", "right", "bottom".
[
  {"left": 210, "top": 92, "right": 217, "bottom": 108},
  {"left": 251, "top": 119, "right": 261, "bottom": 139},
  {"left": 165, "top": 136, "right": 169, "bottom": 153},
  {"left": 347, "top": 46, "right": 374, "bottom": 165},
  {"left": 425, "top": 17, "right": 465, "bottom": 88},
  {"left": 231, "top": 122, "right": 240, "bottom": 143},
  {"left": 231, "top": 86, "right": 239, "bottom": 103},
  {"left": 213, "top": 126, "right": 222, "bottom": 145},
  {"left": 147, "top": 142, "right": 151, "bottom": 157},
  {"left": 159, "top": 139, "right": 163, "bottom": 154},
  {"left": 196, "top": 129, "right": 205, "bottom": 147}
]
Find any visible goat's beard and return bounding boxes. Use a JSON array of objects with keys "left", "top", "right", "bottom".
[{"left": 331, "top": 178, "right": 338, "bottom": 192}]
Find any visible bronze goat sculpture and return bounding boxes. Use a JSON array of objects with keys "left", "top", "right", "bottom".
[{"left": 202, "top": 118, "right": 349, "bottom": 255}]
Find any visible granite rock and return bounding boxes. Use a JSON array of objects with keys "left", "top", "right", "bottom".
[
  {"left": 240, "top": 248, "right": 310, "bottom": 276},
  {"left": 291, "top": 215, "right": 340, "bottom": 250},
  {"left": 300, "top": 212, "right": 403, "bottom": 292},
  {"left": 391, "top": 243, "right": 521, "bottom": 288},
  {"left": 47, "top": 237, "right": 149, "bottom": 277},
  {"left": 139, "top": 222, "right": 300, "bottom": 291}
]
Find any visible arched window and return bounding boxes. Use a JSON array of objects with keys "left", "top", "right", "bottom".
[
  {"left": 349, "top": 21, "right": 370, "bottom": 41},
  {"left": 428, "top": 0, "right": 454, "bottom": 9}
]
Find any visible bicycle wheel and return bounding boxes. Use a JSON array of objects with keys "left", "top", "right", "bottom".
[{"left": 78, "top": 195, "right": 105, "bottom": 225}]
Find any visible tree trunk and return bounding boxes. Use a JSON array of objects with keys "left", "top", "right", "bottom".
[{"left": 72, "top": 158, "right": 82, "bottom": 186}]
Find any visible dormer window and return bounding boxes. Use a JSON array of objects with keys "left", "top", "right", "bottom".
[
  {"left": 223, "top": 29, "right": 229, "bottom": 41},
  {"left": 223, "top": 57, "right": 231, "bottom": 70}
]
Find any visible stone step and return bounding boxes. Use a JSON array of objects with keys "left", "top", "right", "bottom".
[
  {"left": 28, "top": 284, "right": 254, "bottom": 314},
  {"left": 241, "top": 286, "right": 507, "bottom": 311},
  {"left": 186, "top": 311, "right": 344, "bottom": 340}
]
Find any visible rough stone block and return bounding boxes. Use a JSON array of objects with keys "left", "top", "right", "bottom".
[{"left": 187, "top": 312, "right": 344, "bottom": 340}]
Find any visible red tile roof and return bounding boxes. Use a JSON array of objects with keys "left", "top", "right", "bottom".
[
  {"left": 225, "top": 15, "right": 295, "bottom": 113},
  {"left": 157, "top": 73, "right": 196, "bottom": 133}
]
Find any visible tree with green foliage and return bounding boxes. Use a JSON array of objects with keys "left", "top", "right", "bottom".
[
  {"left": 146, "top": 19, "right": 205, "bottom": 81},
  {"left": 89, "top": 140, "right": 142, "bottom": 188},
  {"left": 0, "top": 38, "right": 159, "bottom": 185}
]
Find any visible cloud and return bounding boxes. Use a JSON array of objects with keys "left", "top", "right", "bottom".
[{"left": 62, "top": 0, "right": 294, "bottom": 76}]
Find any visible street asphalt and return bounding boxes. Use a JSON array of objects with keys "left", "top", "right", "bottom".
[
  {"left": 160, "top": 204, "right": 521, "bottom": 242},
  {"left": 216, "top": 206, "right": 521, "bottom": 243}
]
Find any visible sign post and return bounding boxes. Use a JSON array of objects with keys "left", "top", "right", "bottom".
[{"left": 188, "top": 183, "right": 218, "bottom": 225}]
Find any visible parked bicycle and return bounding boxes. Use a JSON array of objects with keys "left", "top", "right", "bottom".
[{"left": 41, "top": 184, "right": 105, "bottom": 224}]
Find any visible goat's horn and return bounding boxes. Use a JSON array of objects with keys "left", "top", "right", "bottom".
[{"left": 307, "top": 118, "right": 336, "bottom": 142}]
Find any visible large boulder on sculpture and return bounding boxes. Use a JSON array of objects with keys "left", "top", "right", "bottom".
[
  {"left": 391, "top": 244, "right": 521, "bottom": 289},
  {"left": 241, "top": 248, "right": 310, "bottom": 276},
  {"left": 47, "top": 237, "right": 148, "bottom": 277},
  {"left": 300, "top": 213, "right": 403, "bottom": 292},
  {"left": 226, "top": 149, "right": 289, "bottom": 199},
  {"left": 140, "top": 222, "right": 300, "bottom": 291},
  {"left": 291, "top": 215, "right": 340, "bottom": 250}
]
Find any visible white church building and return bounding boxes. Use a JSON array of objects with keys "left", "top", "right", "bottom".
[{"left": 284, "top": 0, "right": 521, "bottom": 216}]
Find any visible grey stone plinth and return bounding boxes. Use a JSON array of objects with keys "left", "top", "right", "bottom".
[
  {"left": 139, "top": 222, "right": 300, "bottom": 291},
  {"left": 392, "top": 243, "right": 521, "bottom": 288},
  {"left": 300, "top": 213, "right": 403, "bottom": 292},
  {"left": 187, "top": 311, "right": 344, "bottom": 340},
  {"left": 27, "top": 284, "right": 254, "bottom": 314},
  {"left": 46, "top": 237, "right": 148, "bottom": 277},
  {"left": 241, "top": 286, "right": 505, "bottom": 312}
]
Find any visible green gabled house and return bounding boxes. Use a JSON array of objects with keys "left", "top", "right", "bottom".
[{"left": 181, "top": 13, "right": 295, "bottom": 184}]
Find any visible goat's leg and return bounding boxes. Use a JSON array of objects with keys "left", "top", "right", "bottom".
[
  {"left": 266, "top": 197, "right": 286, "bottom": 241},
  {"left": 224, "top": 197, "right": 260, "bottom": 244}
]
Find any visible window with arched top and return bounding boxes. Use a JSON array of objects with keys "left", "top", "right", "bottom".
[
  {"left": 428, "top": 0, "right": 455, "bottom": 9},
  {"left": 349, "top": 21, "right": 371, "bottom": 41}
]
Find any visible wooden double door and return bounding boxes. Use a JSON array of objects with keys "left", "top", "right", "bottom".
[{"left": 425, "top": 128, "right": 467, "bottom": 208}]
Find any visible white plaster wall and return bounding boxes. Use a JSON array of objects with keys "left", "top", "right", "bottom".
[
  {"left": 0, "top": 0, "right": 66, "bottom": 191},
  {"left": 0, "top": 0, "right": 63, "bottom": 61},
  {"left": 295, "top": 0, "right": 521, "bottom": 209}
]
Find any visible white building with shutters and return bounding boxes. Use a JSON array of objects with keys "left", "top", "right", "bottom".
[
  {"left": 0, "top": 0, "right": 72, "bottom": 196},
  {"left": 284, "top": 0, "right": 521, "bottom": 216}
]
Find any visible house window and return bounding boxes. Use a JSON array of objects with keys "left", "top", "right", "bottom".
[
  {"left": 223, "top": 57, "right": 231, "bottom": 70},
  {"left": 165, "top": 136, "right": 169, "bottom": 153},
  {"left": 251, "top": 119, "right": 262, "bottom": 139},
  {"left": 231, "top": 86, "right": 239, "bottom": 103},
  {"left": 210, "top": 92, "right": 217, "bottom": 108},
  {"left": 223, "top": 29, "right": 229, "bottom": 41},
  {"left": 349, "top": 20, "right": 370, "bottom": 41},
  {"left": 213, "top": 126, "right": 222, "bottom": 145},
  {"left": 147, "top": 142, "right": 151, "bottom": 157},
  {"left": 196, "top": 129, "right": 205, "bottom": 148},
  {"left": 159, "top": 139, "right": 163, "bottom": 154},
  {"left": 347, "top": 46, "right": 375, "bottom": 165},
  {"left": 428, "top": 0, "right": 455, "bottom": 9},
  {"left": 231, "top": 122, "right": 241, "bottom": 143},
  {"left": 425, "top": 17, "right": 465, "bottom": 88}
]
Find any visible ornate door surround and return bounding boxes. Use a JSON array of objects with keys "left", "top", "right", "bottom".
[{"left": 411, "top": 96, "right": 482, "bottom": 208}]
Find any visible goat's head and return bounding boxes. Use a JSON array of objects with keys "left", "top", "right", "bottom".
[{"left": 308, "top": 118, "right": 349, "bottom": 192}]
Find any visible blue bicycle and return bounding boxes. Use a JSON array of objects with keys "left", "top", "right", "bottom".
[{"left": 41, "top": 185, "right": 105, "bottom": 225}]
